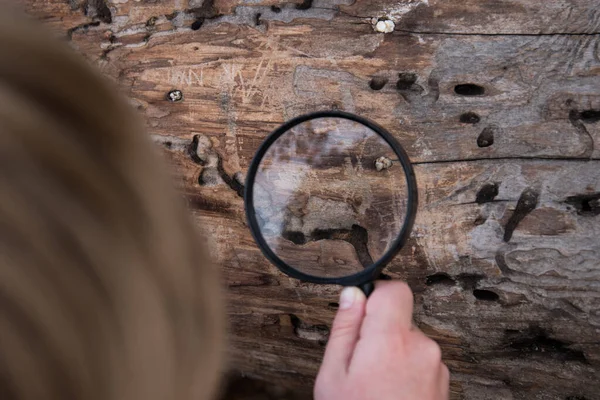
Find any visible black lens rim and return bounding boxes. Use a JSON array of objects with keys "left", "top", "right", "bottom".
[{"left": 244, "top": 110, "right": 418, "bottom": 286}]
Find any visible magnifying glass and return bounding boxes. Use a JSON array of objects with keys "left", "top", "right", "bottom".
[{"left": 244, "top": 111, "right": 418, "bottom": 296}]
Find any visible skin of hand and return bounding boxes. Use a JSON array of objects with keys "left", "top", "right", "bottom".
[{"left": 315, "top": 281, "right": 449, "bottom": 400}]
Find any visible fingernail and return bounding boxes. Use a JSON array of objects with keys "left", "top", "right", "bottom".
[{"left": 339, "top": 287, "right": 358, "bottom": 310}]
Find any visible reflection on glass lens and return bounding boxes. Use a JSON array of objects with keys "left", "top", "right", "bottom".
[{"left": 253, "top": 117, "right": 408, "bottom": 279}]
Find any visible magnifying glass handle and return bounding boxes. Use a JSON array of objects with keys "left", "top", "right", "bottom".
[{"left": 359, "top": 282, "right": 375, "bottom": 297}]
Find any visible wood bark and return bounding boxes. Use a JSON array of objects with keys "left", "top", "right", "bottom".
[{"left": 24, "top": 0, "right": 600, "bottom": 398}]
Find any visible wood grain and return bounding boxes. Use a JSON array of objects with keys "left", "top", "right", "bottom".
[{"left": 23, "top": 0, "right": 600, "bottom": 398}]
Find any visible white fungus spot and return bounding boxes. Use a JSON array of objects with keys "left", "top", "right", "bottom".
[
  {"left": 374, "top": 19, "right": 395, "bottom": 33},
  {"left": 375, "top": 156, "right": 393, "bottom": 171}
]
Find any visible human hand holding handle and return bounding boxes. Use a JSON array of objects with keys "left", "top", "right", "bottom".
[{"left": 315, "top": 281, "right": 449, "bottom": 400}]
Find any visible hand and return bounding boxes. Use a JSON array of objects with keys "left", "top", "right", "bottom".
[{"left": 315, "top": 281, "right": 449, "bottom": 400}]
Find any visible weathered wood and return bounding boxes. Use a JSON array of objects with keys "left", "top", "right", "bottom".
[{"left": 24, "top": 0, "right": 600, "bottom": 398}]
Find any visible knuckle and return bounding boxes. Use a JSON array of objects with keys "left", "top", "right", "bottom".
[
  {"left": 422, "top": 338, "right": 443, "bottom": 364},
  {"left": 370, "top": 281, "right": 414, "bottom": 309}
]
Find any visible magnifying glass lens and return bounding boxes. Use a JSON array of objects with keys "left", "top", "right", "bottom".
[{"left": 252, "top": 117, "right": 409, "bottom": 279}]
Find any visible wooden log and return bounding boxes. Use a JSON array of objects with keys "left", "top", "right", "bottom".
[{"left": 23, "top": 0, "right": 600, "bottom": 398}]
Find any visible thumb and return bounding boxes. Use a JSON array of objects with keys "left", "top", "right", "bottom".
[{"left": 320, "top": 287, "right": 367, "bottom": 376}]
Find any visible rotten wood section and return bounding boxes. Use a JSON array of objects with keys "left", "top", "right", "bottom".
[{"left": 25, "top": 0, "right": 600, "bottom": 398}]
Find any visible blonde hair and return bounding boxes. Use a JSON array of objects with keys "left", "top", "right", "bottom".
[{"left": 0, "top": 13, "right": 223, "bottom": 400}]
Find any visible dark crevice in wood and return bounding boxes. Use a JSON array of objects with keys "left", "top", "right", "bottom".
[
  {"left": 473, "top": 289, "right": 499, "bottom": 301},
  {"left": 396, "top": 73, "right": 424, "bottom": 102},
  {"left": 425, "top": 272, "right": 488, "bottom": 291},
  {"left": 427, "top": 72, "right": 441, "bottom": 102},
  {"left": 187, "top": 0, "right": 222, "bottom": 30},
  {"left": 476, "top": 183, "right": 500, "bottom": 204},
  {"left": 84, "top": 0, "right": 112, "bottom": 24},
  {"left": 457, "top": 273, "right": 485, "bottom": 290},
  {"left": 495, "top": 252, "right": 512, "bottom": 276},
  {"left": 187, "top": 135, "right": 206, "bottom": 165},
  {"left": 100, "top": 39, "right": 118, "bottom": 60},
  {"left": 100, "top": 48, "right": 113, "bottom": 60},
  {"left": 474, "top": 214, "right": 487, "bottom": 225},
  {"left": 579, "top": 110, "right": 600, "bottom": 123},
  {"left": 369, "top": 77, "right": 388, "bottom": 90},
  {"left": 295, "top": 0, "right": 313, "bottom": 10},
  {"left": 188, "top": 0, "right": 219, "bottom": 18},
  {"left": 189, "top": 135, "right": 244, "bottom": 197},
  {"left": 565, "top": 192, "right": 600, "bottom": 216},
  {"left": 282, "top": 225, "right": 373, "bottom": 268},
  {"left": 460, "top": 112, "right": 481, "bottom": 124},
  {"left": 198, "top": 168, "right": 220, "bottom": 186},
  {"left": 396, "top": 72, "right": 418, "bottom": 90},
  {"left": 216, "top": 158, "right": 244, "bottom": 197},
  {"left": 281, "top": 230, "right": 305, "bottom": 244},
  {"left": 327, "top": 302, "right": 339, "bottom": 309},
  {"left": 270, "top": 5, "right": 282, "bottom": 13},
  {"left": 165, "top": 11, "right": 178, "bottom": 20},
  {"left": 191, "top": 19, "right": 204, "bottom": 30},
  {"left": 454, "top": 84, "right": 485, "bottom": 96},
  {"left": 289, "top": 314, "right": 329, "bottom": 345},
  {"left": 66, "top": 21, "right": 100, "bottom": 40},
  {"left": 503, "top": 188, "right": 539, "bottom": 242},
  {"left": 309, "top": 226, "right": 373, "bottom": 267},
  {"left": 145, "top": 16, "right": 157, "bottom": 27},
  {"left": 504, "top": 328, "right": 588, "bottom": 363},
  {"left": 477, "top": 126, "right": 495, "bottom": 147},
  {"left": 425, "top": 272, "right": 455, "bottom": 286},
  {"left": 568, "top": 110, "right": 595, "bottom": 158},
  {"left": 452, "top": 199, "right": 533, "bottom": 207}
]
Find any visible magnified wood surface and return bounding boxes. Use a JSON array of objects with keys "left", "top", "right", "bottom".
[
  {"left": 253, "top": 117, "right": 408, "bottom": 278},
  {"left": 24, "top": 1, "right": 600, "bottom": 398}
]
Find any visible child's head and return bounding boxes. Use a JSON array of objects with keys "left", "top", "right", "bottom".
[{"left": 0, "top": 13, "right": 223, "bottom": 400}]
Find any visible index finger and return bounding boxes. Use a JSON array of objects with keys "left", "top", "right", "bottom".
[{"left": 359, "top": 280, "right": 414, "bottom": 338}]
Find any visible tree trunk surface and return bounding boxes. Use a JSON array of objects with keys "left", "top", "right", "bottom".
[{"left": 24, "top": 1, "right": 600, "bottom": 398}]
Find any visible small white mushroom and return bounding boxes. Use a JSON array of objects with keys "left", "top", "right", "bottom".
[
  {"left": 374, "top": 19, "right": 395, "bottom": 34},
  {"left": 375, "top": 156, "right": 393, "bottom": 171},
  {"left": 167, "top": 89, "right": 183, "bottom": 102}
]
